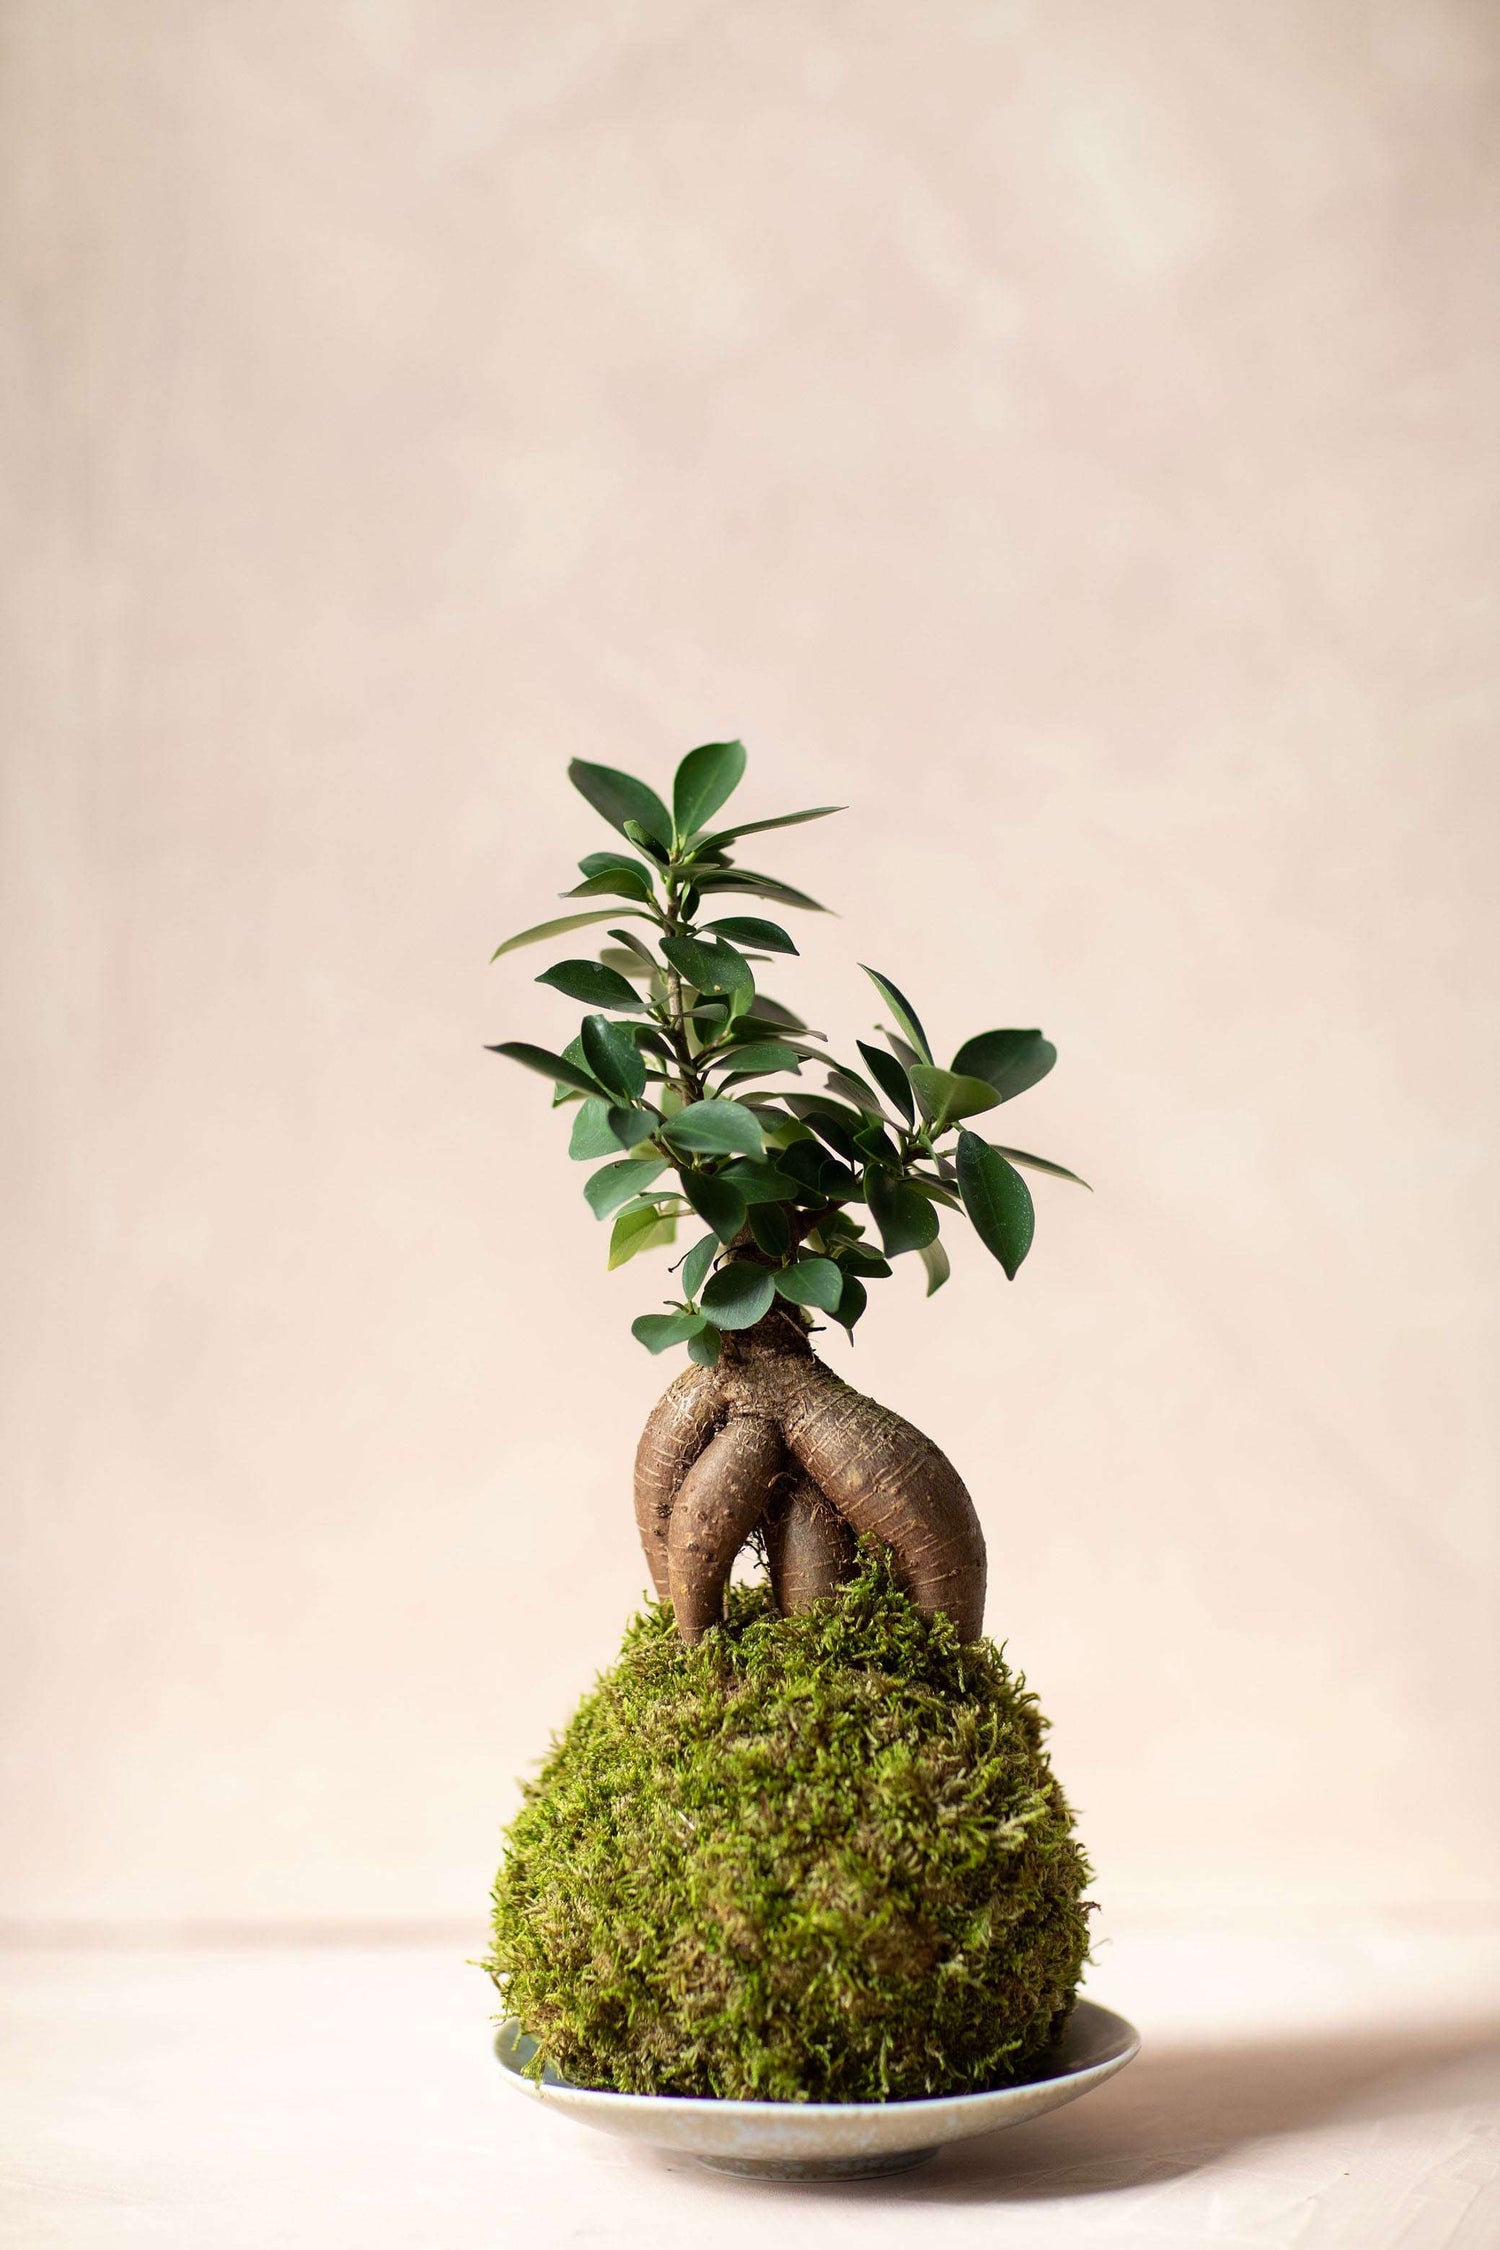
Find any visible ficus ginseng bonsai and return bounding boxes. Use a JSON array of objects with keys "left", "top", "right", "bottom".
[{"left": 486, "top": 738, "right": 1088, "bottom": 1647}]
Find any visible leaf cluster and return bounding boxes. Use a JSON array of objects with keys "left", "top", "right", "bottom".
[{"left": 488, "top": 743, "right": 1088, "bottom": 1357}]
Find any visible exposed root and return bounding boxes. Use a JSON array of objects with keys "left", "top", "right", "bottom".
[
  {"left": 632, "top": 1364, "right": 723, "bottom": 1600},
  {"left": 638, "top": 1317, "right": 987, "bottom": 1643},
  {"left": 668, "top": 1415, "right": 786, "bottom": 1644}
]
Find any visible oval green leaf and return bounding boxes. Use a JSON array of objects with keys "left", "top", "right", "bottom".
[
  {"left": 564, "top": 866, "right": 656, "bottom": 902},
  {"left": 536, "top": 959, "right": 645, "bottom": 1010},
  {"left": 568, "top": 759, "right": 673, "bottom": 849},
  {"left": 991, "top": 1145, "right": 1091, "bottom": 1188},
  {"left": 659, "top": 932, "right": 753, "bottom": 995},
  {"left": 866, "top": 1168, "right": 940, "bottom": 1257},
  {"left": 568, "top": 1097, "right": 624, "bottom": 1160},
  {"left": 917, "top": 1237, "right": 951, "bottom": 1297},
  {"left": 833, "top": 1273, "right": 868, "bottom": 1335},
  {"left": 584, "top": 1157, "right": 668, "bottom": 1220},
  {"left": 949, "top": 1029, "right": 1057, "bottom": 1102},
  {"left": 485, "top": 1040, "right": 602, "bottom": 1099},
  {"left": 955, "top": 1130, "right": 1035, "bottom": 1278},
  {"left": 580, "top": 1014, "right": 646, "bottom": 1104},
  {"left": 631, "top": 1310, "right": 709, "bottom": 1353},
  {"left": 856, "top": 1038, "right": 915, "bottom": 1124},
  {"left": 907, "top": 1064, "right": 1004, "bottom": 1130},
  {"left": 687, "top": 1325, "right": 723, "bottom": 1367},
  {"left": 860, "top": 966, "right": 933, "bottom": 1064},
  {"left": 747, "top": 1204, "right": 792, "bottom": 1258},
  {"left": 702, "top": 916, "right": 798, "bottom": 955},
  {"left": 673, "top": 740, "right": 747, "bottom": 840},
  {"left": 700, "top": 1261, "right": 777, "bottom": 1330},
  {"left": 708, "top": 1040, "right": 802, "bottom": 1080},
  {"left": 773, "top": 1256, "right": 844, "bottom": 1313},
  {"left": 678, "top": 1232, "right": 718, "bottom": 1303},
  {"left": 661, "top": 1100, "right": 766, "bottom": 1159},
  {"left": 693, "top": 805, "right": 844, "bottom": 852},
  {"left": 607, "top": 1205, "right": 678, "bottom": 1269},
  {"left": 680, "top": 1172, "right": 748, "bottom": 1245}
]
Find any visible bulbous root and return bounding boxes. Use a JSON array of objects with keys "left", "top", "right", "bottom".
[{"left": 631, "top": 1319, "right": 987, "bottom": 1645}]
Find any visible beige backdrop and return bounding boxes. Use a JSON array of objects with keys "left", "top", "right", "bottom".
[{"left": 3, "top": 0, "right": 1497, "bottom": 1937}]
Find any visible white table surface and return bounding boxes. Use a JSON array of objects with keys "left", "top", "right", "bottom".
[{"left": 3, "top": 1929, "right": 1497, "bottom": 2248}]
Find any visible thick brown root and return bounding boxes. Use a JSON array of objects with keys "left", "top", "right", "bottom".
[
  {"left": 771, "top": 1360, "right": 986, "bottom": 1641},
  {"left": 667, "top": 1415, "right": 786, "bottom": 1643},
  {"left": 633, "top": 1364, "right": 723, "bottom": 1600},
  {"left": 765, "top": 1474, "right": 857, "bottom": 1615}
]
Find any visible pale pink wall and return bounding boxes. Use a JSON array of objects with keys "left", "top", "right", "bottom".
[{"left": 3, "top": 0, "right": 1497, "bottom": 1929}]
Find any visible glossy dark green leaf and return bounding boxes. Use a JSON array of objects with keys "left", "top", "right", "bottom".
[
  {"left": 659, "top": 932, "right": 753, "bottom": 995},
  {"left": 687, "top": 1325, "right": 723, "bottom": 1368},
  {"left": 835, "top": 1242, "right": 893, "bottom": 1279},
  {"left": 860, "top": 967, "right": 933, "bottom": 1063},
  {"left": 579, "top": 849, "right": 652, "bottom": 882},
  {"left": 569, "top": 1097, "right": 623, "bottom": 1160},
  {"left": 672, "top": 740, "right": 747, "bottom": 839},
  {"left": 747, "top": 1204, "right": 792, "bottom": 1258},
  {"left": 824, "top": 1068, "right": 880, "bottom": 1116},
  {"left": 679, "top": 1172, "right": 748, "bottom": 1245},
  {"left": 856, "top": 1039, "right": 915, "bottom": 1124},
  {"left": 678, "top": 1232, "right": 719, "bottom": 1302},
  {"left": 623, "top": 819, "right": 670, "bottom": 862},
  {"left": 702, "top": 916, "right": 798, "bottom": 954},
  {"left": 486, "top": 1040, "right": 603, "bottom": 1098},
  {"left": 692, "top": 869, "right": 829, "bottom": 913},
  {"left": 693, "top": 804, "right": 845, "bottom": 852},
  {"left": 607, "top": 1205, "right": 678, "bottom": 1269},
  {"left": 956, "top": 1130, "right": 1035, "bottom": 1278},
  {"left": 700, "top": 1261, "right": 777, "bottom": 1330},
  {"left": 949, "top": 1029, "right": 1057, "bottom": 1102},
  {"left": 605, "top": 1105, "right": 662, "bottom": 1152},
  {"left": 661, "top": 1099, "right": 766, "bottom": 1159},
  {"left": 536, "top": 959, "right": 644, "bottom": 1010},
  {"left": 584, "top": 1157, "right": 668, "bottom": 1220},
  {"left": 883, "top": 1028, "right": 927, "bottom": 1074},
  {"left": 632, "top": 1310, "right": 709, "bottom": 1353},
  {"left": 709, "top": 1041, "right": 802, "bottom": 1080},
  {"left": 568, "top": 759, "right": 673, "bottom": 849},
  {"left": 563, "top": 865, "right": 656, "bottom": 902},
  {"left": 718, "top": 1159, "right": 802, "bottom": 1205},
  {"left": 606, "top": 928, "right": 663, "bottom": 977},
  {"left": 774, "top": 1256, "right": 843, "bottom": 1313},
  {"left": 904, "top": 1172, "right": 963, "bottom": 1211},
  {"left": 866, "top": 1168, "right": 940, "bottom": 1256},
  {"left": 743, "top": 996, "right": 811, "bottom": 1033},
  {"left": 833, "top": 1273, "right": 868, "bottom": 1335},
  {"left": 907, "top": 1064, "right": 1004, "bottom": 1131},
  {"left": 491, "top": 908, "right": 644, "bottom": 961},
  {"left": 918, "top": 1237, "right": 951, "bottom": 1297},
  {"left": 852, "top": 1121, "right": 903, "bottom": 1167},
  {"left": 991, "top": 1145, "right": 1091, "bottom": 1188},
  {"left": 580, "top": 1014, "right": 646, "bottom": 1103}
]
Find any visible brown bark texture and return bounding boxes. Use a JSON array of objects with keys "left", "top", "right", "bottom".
[{"left": 631, "top": 1312, "right": 987, "bottom": 1643}]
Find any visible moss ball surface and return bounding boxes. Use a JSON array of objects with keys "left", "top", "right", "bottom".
[{"left": 485, "top": 1554, "right": 1092, "bottom": 2103}]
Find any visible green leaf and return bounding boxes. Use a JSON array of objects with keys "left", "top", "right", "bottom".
[
  {"left": 860, "top": 967, "right": 933, "bottom": 1063},
  {"left": 982, "top": 1145, "right": 1084, "bottom": 1195},
  {"left": 564, "top": 866, "right": 656, "bottom": 903},
  {"left": 659, "top": 933, "right": 753, "bottom": 995},
  {"left": 702, "top": 916, "right": 798, "bottom": 954},
  {"left": 568, "top": 759, "right": 673, "bottom": 849},
  {"left": 774, "top": 1256, "right": 844, "bottom": 1313},
  {"left": 673, "top": 740, "right": 747, "bottom": 839},
  {"left": 661, "top": 1099, "right": 766, "bottom": 1159},
  {"left": 833, "top": 1273, "right": 868, "bottom": 1335},
  {"left": 622, "top": 818, "right": 670, "bottom": 862},
  {"left": 742, "top": 996, "right": 811, "bottom": 1033},
  {"left": 907, "top": 1065, "right": 1004, "bottom": 1131},
  {"left": 678, "top": 1233, "right": 718, "bottom": 1302},
  {"left": 835, "top": 1242, "right": 892, "bottom": 1279},
  {"left": 856, "top": 1039, "right": 915, "bottom": 1124},
  {"left": 918, "top": 1237, "right": 951, "bottom": 1297},
  {"left": 866, "top": 1168, "right": 941, "bottom": 1256},
  {"left": 486, "top": 1040, "right": 603, "bottom": 1098},
  {"left": 606, "top": 928, "right": 663, "bottom": 978},
  {"left": 568, "top": 1098, "right": 622, "bottom": 1159},
  {"left": 692, "top": 869, "right": 829, "bottom": 913},
  {"left": 584, "top": 1157, "right": 668, "bottom": 1220},
  {"left": 607, "top": 1205, "right": 678, "bottom": 1268},
  {"left": 949, "top": 1029, "right": 1057, "bottom": 1102},
  {"left": 491, "top": 909, "right": 645, "bottom": 961},
  {"left": 700, "top": 1261, "right": 777, "bottom": 1330},
  {"left": 579, "top": 849, "right": 652, "bottom": 882},
  {"left": 580, "top": 1014, "right": 646, "bottom": 1103},
  {"left": 991, "top": 1145, "right": 1091, "bottom": 1188},
  {"left": 693, "top": 805, "right": 844, "bottom": 852},
  {"left": 536, "top": 959, "right": 645, "bottom": 1010},
  {"left": 955, "top": 1131, "right": 1035, "bottom": 1278},
  {"left": 605, "top": 1105, "right": 662, "bottom": 1152},
  {"left": 708, "top": 1041, "right": 802, "bottom": 1080},
  {"left": 747, "top": 1204, "right": 792, "bottom": 1257},
  {"left": 632, "top": 1310, "right": 709, "bottom": 1353},
  {"left": 679, "top": 1172, "right": 748, "bottom": 1245},
  {"left": 687, "top": 1325, "right": 723, "bottom": 1368},
  {"left": 883, "top": 1028, "right": 927, "bottom": 1074},
  {"left": 718, "top": 1158, "right": 801, "bottom": 1205}
]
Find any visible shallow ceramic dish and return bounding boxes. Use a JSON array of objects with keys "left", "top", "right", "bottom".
[{"left": 492, "top": 1999, "right": 1139, "bottom": 2180}]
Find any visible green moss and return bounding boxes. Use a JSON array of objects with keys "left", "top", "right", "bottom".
[{"left": 485, "top": 1552, "right": 1092, "bottom": 2102}]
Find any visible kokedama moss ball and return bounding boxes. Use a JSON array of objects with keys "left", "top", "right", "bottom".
[{"left": 485, "top": 1552, "right": 1092, "bottom": 2103}]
